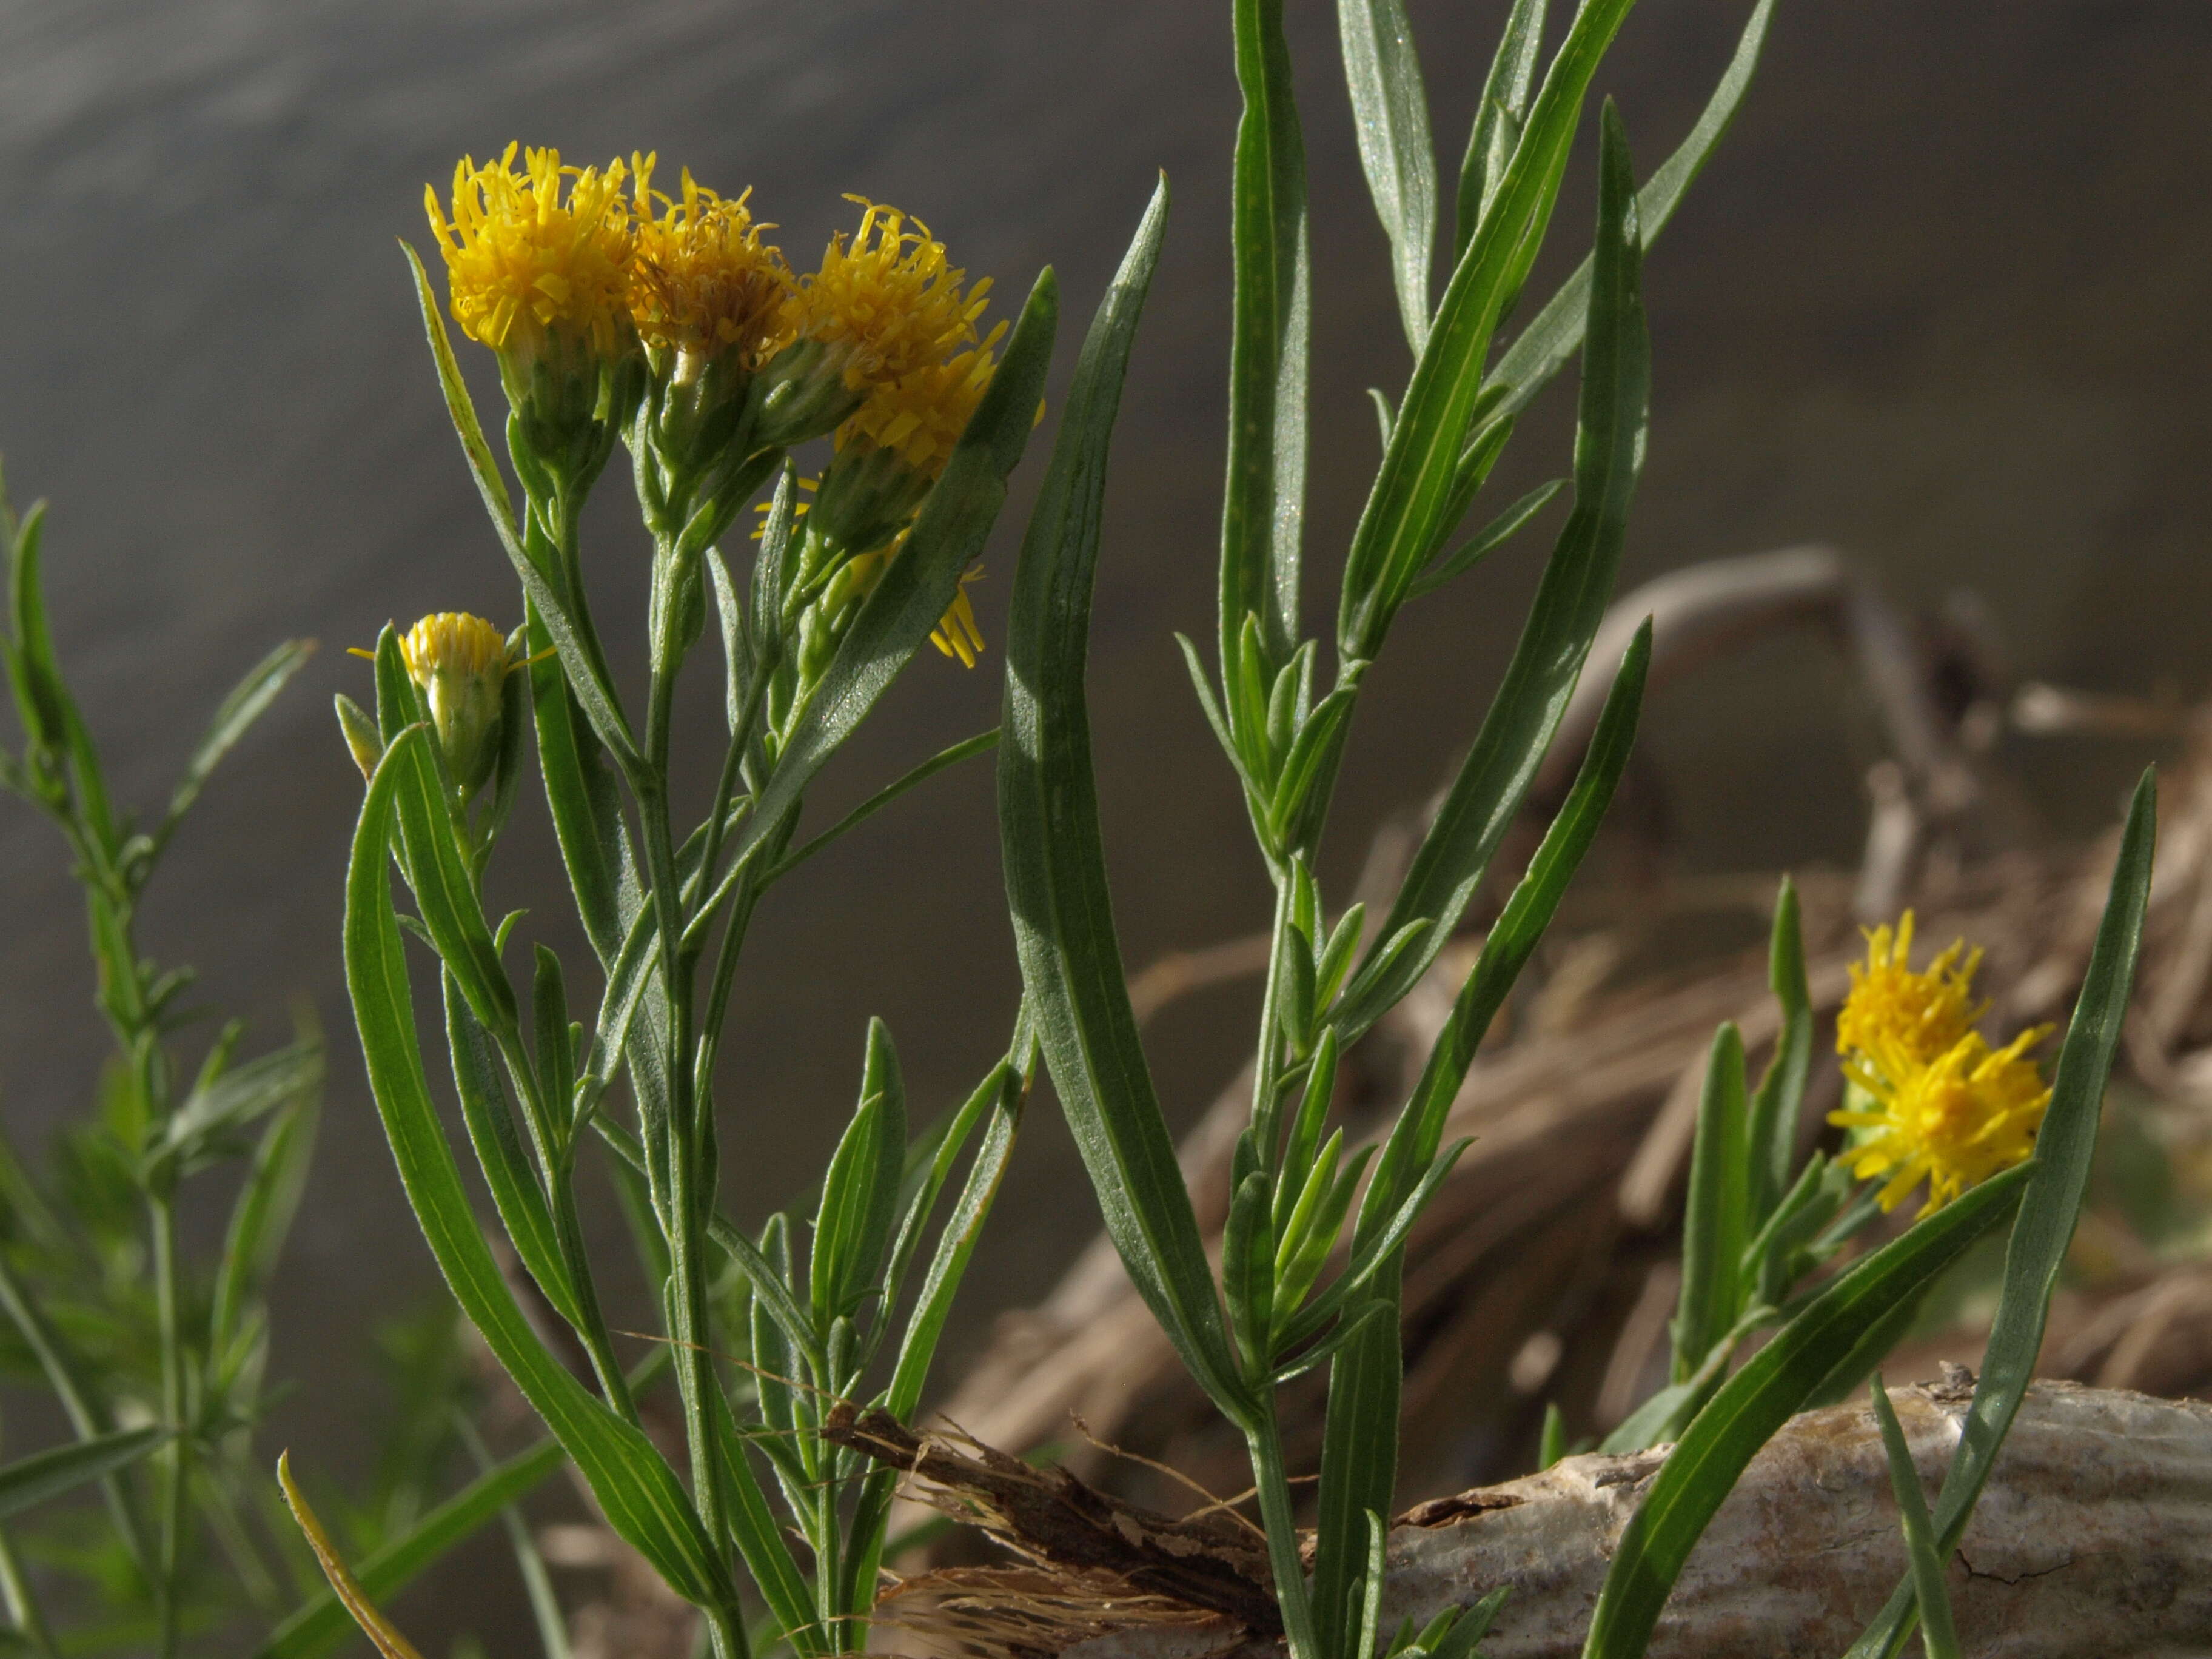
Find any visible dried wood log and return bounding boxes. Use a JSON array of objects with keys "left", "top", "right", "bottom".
[{"left": 889, "top": 1381, "right": 2212, "bottom": 1659}]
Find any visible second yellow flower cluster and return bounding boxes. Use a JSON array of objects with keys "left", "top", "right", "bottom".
[{"left": 1829, "top": 912, "right": 2053, "bottom": 1216}]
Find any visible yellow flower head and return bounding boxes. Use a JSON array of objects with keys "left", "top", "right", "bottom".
[
  {"left": 835, "top": 322, "right": 1005, "bottom": 480},
  {"left": 398, "top": 612, "right": 515, "bottom": 796},
  {"left": 628, "top": 155, "right": 794, "bottom": 370},
  {"left": 786, "top": 198, "right": 994, "bottom": 391},
  {"left": 426, "top": 145, "right": 635, "bottom": 362},
  {"left": 1831, "top": 1024, "right": 2053, "bottom": 1216},
  {"left": 1835, "top": 911, "right": 1987, "bottom": 1076}
]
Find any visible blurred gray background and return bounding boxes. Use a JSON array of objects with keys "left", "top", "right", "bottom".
[{"left": 1, "top": 0, "right": 2206, "bottom": 1647}]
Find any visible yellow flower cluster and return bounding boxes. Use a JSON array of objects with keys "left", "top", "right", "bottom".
[
  {"left": 1829, "top": 911, "right": 2052, "bottom": 1216},
  {"left": 424, "top": 153, "right": 999, "bottom": 478}
]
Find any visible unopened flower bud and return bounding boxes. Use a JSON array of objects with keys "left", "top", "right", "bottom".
[{"left": 398, "top": 612, "right": 512, "bottom": 797}]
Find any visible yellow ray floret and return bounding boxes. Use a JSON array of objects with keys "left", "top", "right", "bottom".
[
  {"left": 1832, "top": 1024, "right": 2053, "bottom": 1217},
  {"left": 837, "top": 324, "right": 1005, "bottom": 480},
  {"left": 786, "top": 198, "right": 993, "bottom": 392},
  {"left": 426, "top": 144, "right": 634, "bottom": 358},
  {"left": 629, "top": 154, "right": 794, "bottom": 366},
  {"left": 1835, "top": 910, "right": 1987, "bottom": 1076}
]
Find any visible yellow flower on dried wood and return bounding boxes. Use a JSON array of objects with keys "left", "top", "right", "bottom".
[
  {"left": 1834, "top": 910, "right": 1986, "bottom": 1073},
  {"left": 1832, "top": 1025, "right": 2053, "bottom": 1218}
]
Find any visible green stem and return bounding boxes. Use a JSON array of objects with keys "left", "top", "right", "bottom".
[
  {"left": 1244, "top": 1406, "right": 1321, "bottom": 1659},
  {"left": 1248, "top": 876, "right": 1296, "bottom": 1165},
  {"left": 0, "top": 1527, "right": 59, "bottom": 1659},
  {"left": 149, "top": 1189, "right": 185, "bottom": 1659},
  {"left": 638, "top": 533, "right": 739, "bottom": 1655}
]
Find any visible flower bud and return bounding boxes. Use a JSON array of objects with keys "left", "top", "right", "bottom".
[{"left": 398, "top": 612, "right": 512, "bottom": 798}]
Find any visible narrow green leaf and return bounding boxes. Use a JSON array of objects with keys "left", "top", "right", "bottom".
[
  {"left": 1579, "top": 1162, "right": 2030, "bottom": 1659},
  {"left": 1487, "top": 0, "right": 1776, "bottom": 422},
  {"left": 0, "top": 1429, "right": 165, "bottom": 1524},
  {"left": 1745, "top": 876, "right": 1812, "bottom": 1225},
  {"left": 1357, "top": 622, "right": 1651, "bottom": 1246},
  {"left": 1672, "top": 1024, "right": 1749, "bottom": 1381},
  {"left": 1223, "top": 1169, "right": 1276, "bottom": 1369},
  {"left": 1432, "top": 1587, "right": 1509, "bottom": 1659},
  {"left": 1355, "top": 1509, "right": 1389, "bottom": 1659},
  {"left": 386, "top": 725, "right": 520, "bottom": 1039},
  {"left": 762, "top": 729, "right": 999, "bottom": 886},
  {"left": 1313, "top": 1270, "right": 1401, "bottom": 1659},
  {"left": 1337, "top": 1, "right": 1638, "bottom": 662},
  {"left": 154, "top": 1036, "right": 323, "bottom": 1172},
  {"left": 884, "top": 1053, "right": 1028, "bottom": 1419},
  {"left": 444, "top": 971, "right": 577, "bottom": 1328},
  {"left": 1274, "top": 1029, "right": 1339, "bottom": 1236},
  {"left": 1223, "top": 0, "right": 1311, "bottom": 672},
  {"left": 1455, "top": 0, "right": 1549, "bottom": 263},
  {"left": 812, "top": 1019, "right": 908, "bottom": 1327},
  {"left": 1848, "top": 770, "right": 2157, "bottom": 1659},
  {"left": 156, "top": 638, "right": 314, "bottom": 856},
  {"left": 999, "top": 178, "right": 1250, "bottom": 1417},
  {"left": 344, "top": 742, "right": 734, "bottom": 1610},
  {"left": 1338, "top": 0, "right": 1438, "bottom": 352},
  {"left": 704, "top": 1388, "right": 825, "bottom": 1658},
  {"left": 1335, "top": 102, "right": 1649, "bottom": 1036},
  {"left": 1538, "top": 1403, "right": 1566, "bottom": 1472},
  {"left": 1869, "top": 1378, "right": 1962, "bottom": 1659},
  {"left": 211, "top": 1094, "right": 319, "bottom": 1357},
  {"left": 252, "top": 1439, "right": 565, "bottom": 1659},
  {"left": 1405, "top": 477, "right": 1564, "bottom": 602}
]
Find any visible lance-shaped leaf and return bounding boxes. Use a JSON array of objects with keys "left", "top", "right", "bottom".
[
  {"left": 1222, "top": 0, "right": 1310, "bottom": 674},
  {"left": 1487, "top": 0, "right": 1777, "bottom": 422},
  {"left": 811, "top": 1019, "right": 908, "bottom": 1329},
  {"left": 1338, "top": 0, "right": 1438, "bottom": 354},
  {"left": 999, "top": 178, "right": 1250, "bottom": 1419},
  {"left": 1672, "top": 1023, "right": 1749, "bottom": 1381},
  {"left": 1334, "top": 102, "right": 1648, "bottom": 1039},
  {"left": 1745, "top": 875, "right": 1812, "bottom": 1225},
  {"left": 0, "top": 1428, "right": 165, "bottom": 1524},
  {"left": 1454, "top": 0, "right": 1548, "bottom": 263},
  {"left": 344, "top": 742, "right": 734, "bottom": 1611},
  {"left": 1846, "top": 770, "right": 2157, "bottom": 1659},
  {"left": 1580, "top": 1161, "right": 2031, "bottom": 1659},
  {"left": 155, "top": 638, "right": 314, "bottom": 860},
  {"left": 1336, "top": 0, "right": 1639, "bottom": 664}
]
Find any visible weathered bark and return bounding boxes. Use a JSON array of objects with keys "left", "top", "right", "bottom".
[{"left": 1022, "top": 1381, "right": 2212, "bottom": 1659}]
